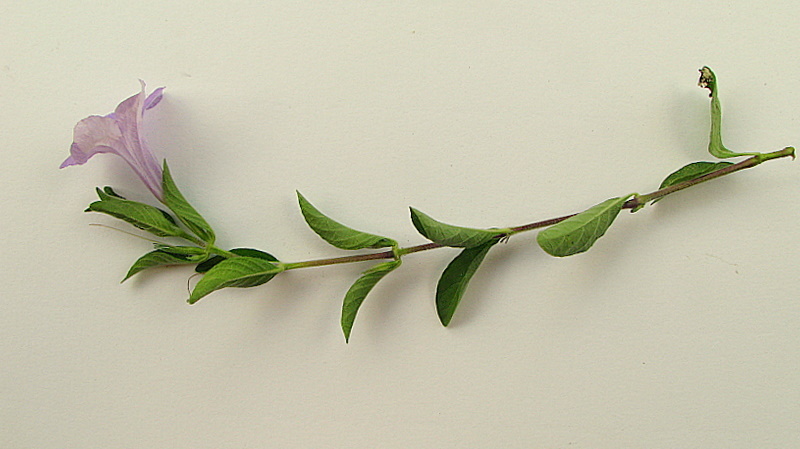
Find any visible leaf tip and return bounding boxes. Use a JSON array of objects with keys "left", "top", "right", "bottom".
[
  {"left": 408, "top": 207, "right": 425, "bottom": 231},
  {"left": 342, "top": 317, "right": 355, "bottom": 343},
  {"left": 296, "top": 191, "right": 311, "bottom": 210},
  {"left": 103, "top": 186, "right": 125, "bottom": 199},
  {"left": 187, "top": 289, "right": 203, "bottom": 305},
  {"left": 698, "top": 66, "right": 715, "bottom": 97}
]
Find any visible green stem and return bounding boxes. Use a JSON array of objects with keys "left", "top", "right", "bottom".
[
  {"left": 277, "top": 147, "right": 795, "bottom": 271},
  {"left": 629, "top": 146, "right": 795, "bottom": 207},
  {"left": 283, "top": 251, "right": 396, "bottom": 270}
]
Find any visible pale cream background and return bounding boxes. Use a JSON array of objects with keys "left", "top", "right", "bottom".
[{"left": 2, "top": 1, "right": 799, "bottom": 447}]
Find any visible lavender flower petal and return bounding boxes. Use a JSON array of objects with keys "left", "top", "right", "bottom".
[{"left": 61, "top": 82, "right": 166, "bottom": 200}]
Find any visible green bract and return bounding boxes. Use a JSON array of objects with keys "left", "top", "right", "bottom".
[
  {"left": 537, "top": 196, "right": 630, "bottom": 257},
  {"left": 341, "top": 259, "right": 401, "bottom": 342},
  {"left": 436, "top": 239, "right": 499, "bottom": 326},
  {"left": 87, "top": 187, "right": 193, "bottom": 240},
  {"left": 297, "top": 191, "right": 397, "bottom": 250},
  {"left": 161, "top": 161, "right": 216, "bottom": 244},
  {"left": 410, "top": 208, "right": 506, "bottom": 248}
]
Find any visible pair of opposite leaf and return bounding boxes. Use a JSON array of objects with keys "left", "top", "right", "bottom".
[
  {"left": 298, "top": 191, "right": 510, "bottom": 340},
  {"left": 89, "top": 163, "right": 214, "bottom": 244},
  {"left": 88, "top": 163, "right": 218, "bottom": 282},
  {"left": 297, "top": 192, "right": 634, "bottom": 340},
  {"left": 89, "top": 164, "right": 284, "bottom": 302}
]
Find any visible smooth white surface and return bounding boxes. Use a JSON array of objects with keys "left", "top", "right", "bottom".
[{"left": 2, "top": 1, "right": 799, "bottom": 447}]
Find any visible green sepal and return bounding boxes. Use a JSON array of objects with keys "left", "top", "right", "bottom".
[
  {"left": 341, "top": 259, "right": 401, "bottom": 343},
  {"left": 86, "top": 187, "right": 191, "bottom": 239},
  {"left": 161, "top": 161, "right": 216, "bottom": 244},
  {"left": 297, "top": 191, "right": 397, "bottom": 250},
  {"left": 188, "top": 256, "right": 284, "bottom": 304},
  {"left": 436, "top": 239, "right": 499, "bottom": 327},
  {"left": 652, "top": 161, "right": 734, "bottom": 204},
  {"left": 409, "top": 208, "right": 506, "bottom": 248},
  {"left": 123, "top": 247, "right": 207, "bottom": 282},
  {"left": 537, "top": 196, "right": 630, "bottom": 257},
  {"left": 699, "top": 67, "right": 760, "bottom": 159},
  {"left": 195, "top": 248, "right": 279, "bottom": 273}
]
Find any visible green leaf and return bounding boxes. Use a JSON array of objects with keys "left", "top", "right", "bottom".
[
  {"left": 195, "top": 248, "right": 279, "bottom": 273},
  {"left": 341, "top": 259, "right": 401, "bottom": 343},
  {"left": 409, "top": 208, "right": 506, "bottom": 248},
  {"left": 87, "top": 188, "right": 191, "bottom": 239},
  {"left": 436, "top": 239, "right": 499, "bottom": 326},
  {"left": 102, "top": 186, "right": 126, "bottom": 199},
  {"left": 699, "top": 67, "right": 760, "bottom": 159},
  {"left": 652, "top": 161, "right": 734, "bottom": 204},
  {"left": 152, "top": 245, "right": 208, "bottom": 257},
  {"left": 658, "top": 161, "right": 734, "bottom": 189},
  {"left": 123, "top": 248, "right": 204, "bottom": 282},
  {"left": 297, "top": 191, "right": 396, "bottom": 250},
  {"left": 537, "top": 196, "right": 629, "bottom": 257},
  {"left": 189, "top": 256, "right": 284, "bottom": 304},
  {"left": 161, "top": 161, "right": 216, "bottom": 244}
]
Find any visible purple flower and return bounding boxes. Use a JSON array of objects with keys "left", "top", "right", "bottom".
[{"left": 61, "top": 81, "right": 166, "bottom": 200}]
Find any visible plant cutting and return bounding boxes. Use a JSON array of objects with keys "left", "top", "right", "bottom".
[{"left": 62, "top": 68, "right": 796, "bottom": 342}]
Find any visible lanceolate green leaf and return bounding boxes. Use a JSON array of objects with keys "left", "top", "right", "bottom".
[
  {"left": 189, "top": 256, "right": 283, "bottom": 304},
  {"left": 297, "top": 191, "right": 397, "bottom": 250},
  {"left": 341, "top": 259, "right": 401, "bottom": 343},
  {"left": 436, "top": 239, "right": 499, "bottom": 326},
  {"left": 87, "top": 188, "right": 192, "bottom": 239},
  {"left": 537, "top": 196, "right": 629, "bottom": 257},
  {"left": 659, "top": 161, "right": 734, "bottom": 189},
  {"left": 409, "top": 208, "right": 506, "bottom": 248},
  {"left": 195, "top": 248, "right": 279, "bottom": 273},
  {"left": 102, "top": 186, "right": 126, "bottom": 199},
  {"left": 699, "top": 66, "right": 760, "bottom": 159},
  {"left": 123, "top": 248, "right": 204, "bottom": 282},
  {"left": 653, "top": 161, "right": 733, "bottom": 204},
  {"left": 161, "top": 161, "right": 216, "bottom": 244},
  {"left": 152, "top": 245, "right": 208, "bottom": 257}
]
